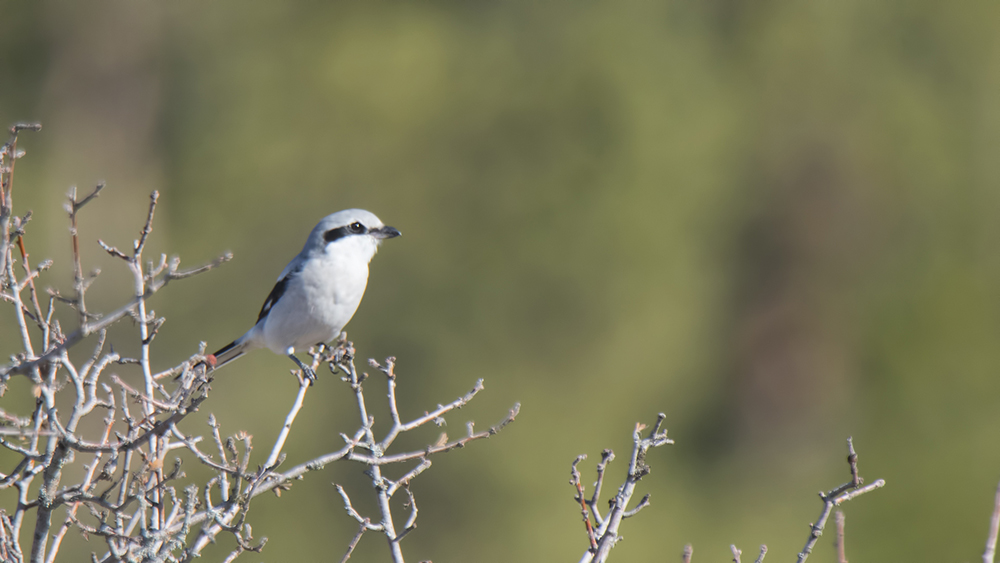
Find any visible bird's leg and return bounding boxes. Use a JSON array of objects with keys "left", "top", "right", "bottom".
[{"left": 287, "top": 353, "right": 317, "bottom": 382}]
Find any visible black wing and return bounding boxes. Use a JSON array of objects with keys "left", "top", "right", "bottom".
[{"left": 256, "top": 264, "right": 302, "bottom": 323}]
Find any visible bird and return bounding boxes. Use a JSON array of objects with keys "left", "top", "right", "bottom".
[{"left": 206, "top": 209, "right": 400, "bottom": 380}]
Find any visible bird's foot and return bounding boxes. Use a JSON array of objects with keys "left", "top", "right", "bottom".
[
  {"left": 288, "top": 353, "right": 317, "bottom": 385},
  {"left": 302, "top": 365, "right": 317, "bottom": 383}
]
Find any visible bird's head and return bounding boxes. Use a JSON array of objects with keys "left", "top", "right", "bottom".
[{"left": 306, "top": 209, "right": 401, "bottom": 263}]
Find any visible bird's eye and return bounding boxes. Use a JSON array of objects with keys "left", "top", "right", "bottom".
[{"left": 348, "top": 222, "right": 366, "bottom": 234}]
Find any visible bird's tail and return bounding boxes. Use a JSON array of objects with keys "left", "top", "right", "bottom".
[{"left": 207, "top": 337, "right": 253, "bottom": 370}]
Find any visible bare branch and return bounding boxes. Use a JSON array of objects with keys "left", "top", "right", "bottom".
[
  {"left": 339, "top": 521, "right": 371, "bottom": 563},
  {"left": 386, "top": 460, "right": 432, "bottom": 498},
  {"left": 9, "top": 123, "right": 42, "bottom": 134},
  {"left": 263, "top": 376, "right": 311, "bottom": 470},
  {"left": 835, "top": 511, "right": 846, "bottom": 563},
  {"left": 985, "top": 480, "right": 1000, "bottom": 563},
  {"left": 570, "top": 455, "right": 598, "bottom": 551},
  {"left": 588, "top": 449, "right": 614, "bottom": 524},
  {"left": 621, "top": 494, "right": 650, "bottom": 518},
  {"left": 833, "top": 480, "right": 885, "bottom": 505},
  {"left": 67, "top": 183, "right": 104, "bottom": 326},
  {"left": 134, "top": 191, "right": 158, "bottom": 256},
  {"left": 1, "top": 252, "right": 231, "bottom": 379},
  {"left": 576, "top": 413, "right": 673, "bottom": 563},
  {"left": 0, "top": 149, "right": 517, "bottom": 563},
  {"left": 335, "top": 485, "right": 382, "bottom": 531},
  {"left": 795, "top": 439, "right": 886, "bottom": 563}
]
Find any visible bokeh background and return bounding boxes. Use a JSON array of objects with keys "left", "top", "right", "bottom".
[{"left": 3, "top": 1, "right": 1000, "bottom": 561}]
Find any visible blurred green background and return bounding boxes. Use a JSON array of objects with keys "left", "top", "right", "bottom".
[{"left": 3, "top": 0, "right": 1000, "bottom": 561}]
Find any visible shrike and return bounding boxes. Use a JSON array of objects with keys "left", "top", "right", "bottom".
[{"left": 208, "top": 209, "right": 400, "bottom": 380}]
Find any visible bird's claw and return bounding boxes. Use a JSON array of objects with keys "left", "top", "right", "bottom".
[
  {"left": 302, "top": 366, "right": 317, "bottom": 383},
  {"left": 288, "top": 353, "right": 317, "bottom": 385}
]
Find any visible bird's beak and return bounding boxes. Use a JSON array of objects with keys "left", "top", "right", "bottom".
[{"left": 373, "top": 226, "right": 402, "bottom": 240}]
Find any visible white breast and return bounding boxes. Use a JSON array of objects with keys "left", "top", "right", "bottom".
[{"left": 258, "top": 236, "right": 376, "bottom": 354}]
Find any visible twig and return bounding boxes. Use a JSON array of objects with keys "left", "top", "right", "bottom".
[
  {"left": 835, "top": 511, "right": 846, "bottom": 563},
  {"left": 67, "top": 183, "right": 104, "bottom": 326},
  {"left": 847, "top": 438, "right": 860, "bottom": 487},
  {"left": 0, "top": 123, "right": 41, "bottom": 292},
  {"left": 1, "top": 252, "right": 230, "bottom": 378},
  {"left": 588, "top": 449, "right": 614, "bottom": 525},
  {"left": 264, "top": 376, "right": 310, "bottom": 470},
  {"left": 795, "top": 439, "right": 885, "bottom": 563},
  {"left": 14, "top": 213, "right": 49, "bottom": 336},
  {"left": 576, "top": 413, "right": 673, "bottom": 563},
  {"left": 329, "top": 351, "right": 519, "bottom": 563},
  {"left": 986, "top": 479, "right": 1000, "bottom": 563},
  {"left": 339, "top": 521, "right": 370, "bottom": 563},
  {"left": 570, "top": 455, "right": 598, "bottom": 550}
]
